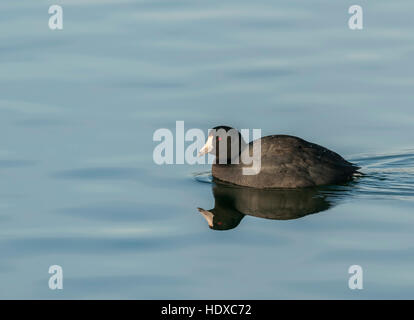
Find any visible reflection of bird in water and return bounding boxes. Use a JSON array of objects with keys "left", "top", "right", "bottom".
[{"left": 198, "top": 180, "right": 343, "bottom": 231}]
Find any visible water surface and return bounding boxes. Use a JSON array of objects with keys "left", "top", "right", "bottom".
[{"left": 0, "top": 0, "right": 413, "bottom": 299}]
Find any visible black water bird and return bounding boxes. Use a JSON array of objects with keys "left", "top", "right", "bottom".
[{"left": 198, "top": 126, "right": 359, "bottom": 188}]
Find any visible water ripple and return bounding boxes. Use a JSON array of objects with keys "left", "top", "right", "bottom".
[{"left": 194, "top": 150, "right": 414, "bottom": 201}]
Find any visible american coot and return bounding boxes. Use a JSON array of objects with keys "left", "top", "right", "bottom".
[{"left": 198, "top": 126, "right": 360, "bottom": 188}]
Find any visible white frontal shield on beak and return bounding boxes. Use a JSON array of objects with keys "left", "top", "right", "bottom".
[{"left": 198, "top": 135, "right": 214, "bottom": 156}]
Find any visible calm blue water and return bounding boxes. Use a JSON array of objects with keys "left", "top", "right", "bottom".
[{"left": 0, "top": 0, "right": 413, "bottom": 299}]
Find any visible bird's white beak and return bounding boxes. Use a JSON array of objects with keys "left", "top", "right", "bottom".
[{"left": 198, "top": 135, "right": 213, "bottom": 156}]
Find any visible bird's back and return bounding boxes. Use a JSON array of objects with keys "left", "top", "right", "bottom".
[{"left": 212, "top": 135, "right": 359, "bottom": 188}]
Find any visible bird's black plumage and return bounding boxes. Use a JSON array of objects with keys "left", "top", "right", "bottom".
[{"left": 203, "top": 126, "right": 359, "bottom": 188}]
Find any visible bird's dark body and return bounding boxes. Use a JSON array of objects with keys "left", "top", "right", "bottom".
[{"left": 212, "top": 135, "right": 359, "bottom": 188}]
